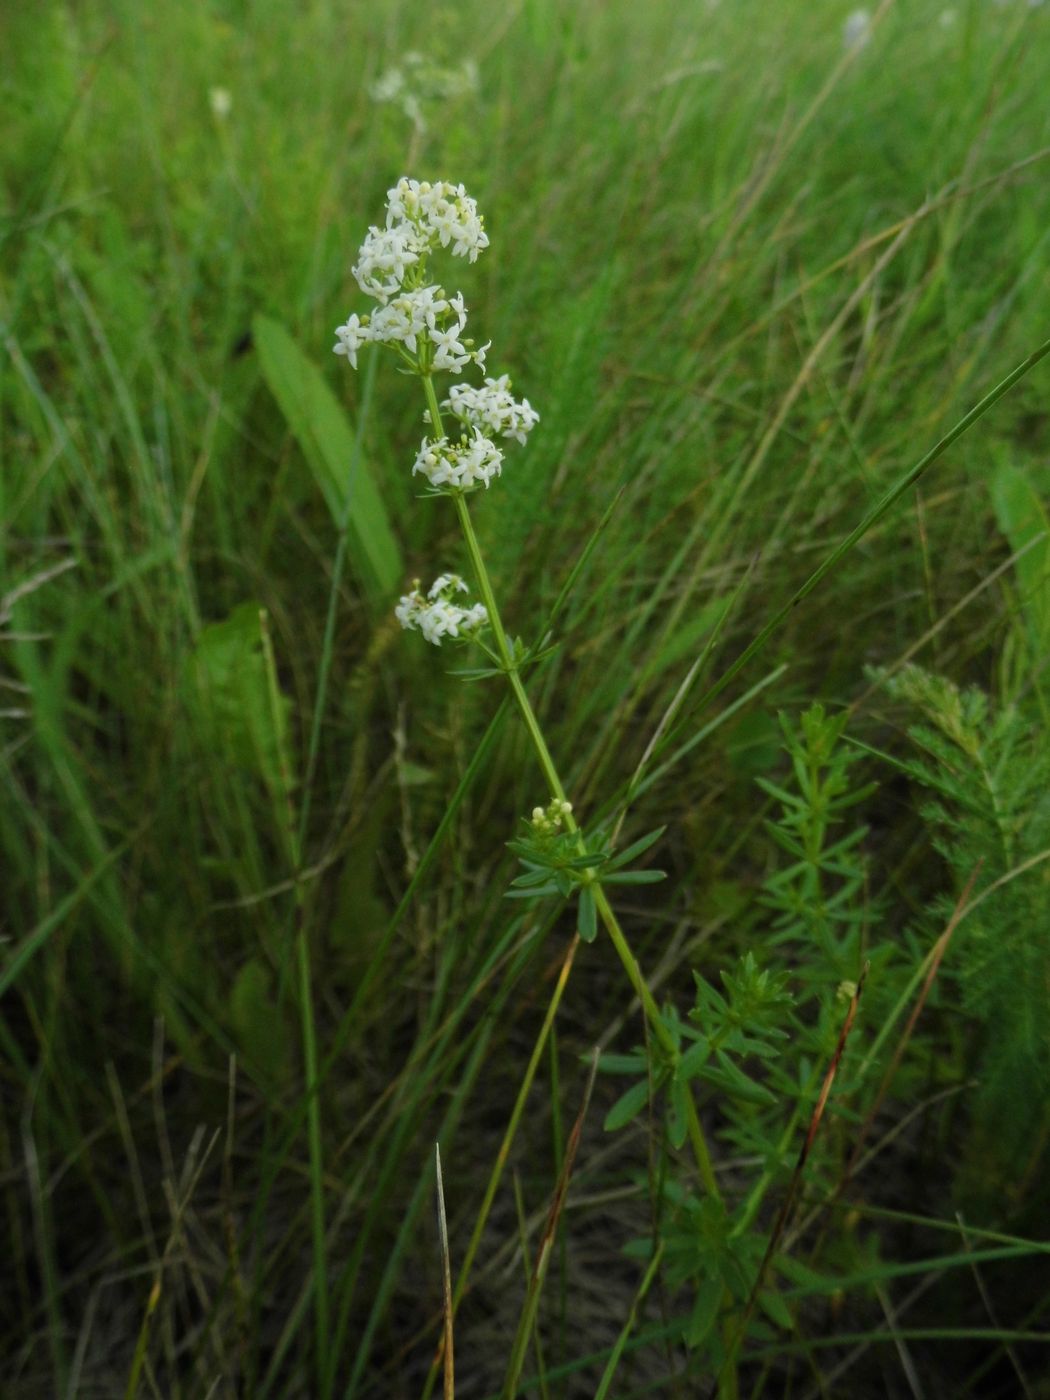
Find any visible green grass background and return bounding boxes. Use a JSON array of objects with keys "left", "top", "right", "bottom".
[{"left": 2, "top": 0, "right": 1050, "bottom": 1394}]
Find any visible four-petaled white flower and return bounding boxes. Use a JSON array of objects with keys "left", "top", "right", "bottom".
[{"left": 333, "top": 313, "right": 370, "bottom": 369}]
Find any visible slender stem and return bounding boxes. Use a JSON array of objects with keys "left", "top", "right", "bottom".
[
  {"left": 594, "top": 886, "right": 721, "bottom": 1202},
  {"left": 260, "top": 605, "right": 330, "bottom": 1388},
  {"left": 419, "top": 934, "right": 583, "bottom": 1400},
  {"left": 452, "top": 935, "right": 580, "bottom": 1316},
  {"left": 421, "top": 373, "right": 723, "bottom": 1206},
  {"left": 296, "top": 916, "right": 329, "bottom": 1383}
]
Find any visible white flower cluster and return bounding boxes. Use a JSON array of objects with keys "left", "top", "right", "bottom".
[
  {"left": 370, "top": 53, "right": 479, "bottom": 134},
  {"left": 412, "top": 430, "right": 504, "bottom": 491},
  {"left": 334, "top": 287, "right": 488, "bottom": 373},
  {"left": 350, "top": 178, "right": 488, "bottom": 303},
  {"left": 333, "top": 178, "right": 492, "bottom": 374},
  {"left": 395, "top": 574, "right": 488, "bottom": 646},
  {"left": 442, "top": 375, "right": 540, "bottom": 446},
  {"left": 333, "top": 177, "right": 541, "bottom": 648},
  {"left": 349, "top": 222, "right": 425, "bottom": 303},
  {"left": 531, "top": 798, "right": 573, "bottom": 835}
]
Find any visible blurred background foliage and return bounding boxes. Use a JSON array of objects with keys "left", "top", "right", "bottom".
[{"left": 2, "top": 0, "right": 1049, "bottom": 1394}]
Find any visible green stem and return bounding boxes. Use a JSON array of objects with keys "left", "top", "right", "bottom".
[
  {"left": 296, "top": 918, "right": 329, "bottom": 1387},
  {"left": 417, "top": 934, "right": 583, "bottom": 1400},
  {"left": 259, "top": 605, "right": 330, "bottom": 1391},
  {"left": 420, "top": 373, "right": 722, "bottom": 1207}
]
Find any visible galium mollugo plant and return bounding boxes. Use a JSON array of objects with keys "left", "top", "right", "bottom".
[
  {"left": 332, "top": 176, "right": 677, "bottom": 956},
  {"left": 333, "top": 177, "right": 700, "bottom": 1057},
  {"left": 333, "top": 175, "right": 733, "bottom": 1368}
]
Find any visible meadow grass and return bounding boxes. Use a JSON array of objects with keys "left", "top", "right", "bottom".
[{"left": 2, "top": 0, "right": 1050, "bottom": 1395}]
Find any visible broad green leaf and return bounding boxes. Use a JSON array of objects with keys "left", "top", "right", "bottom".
[
  {"left": 187, "top": 603, "right": 291, "bottom": 799},
  {"left": 230, "top": 957, "right": 292, "bottom": 1088},
  {"left": 565, "top": 852, "right": 608, "bottom": 870},
  {"left": 253, "top": 313, "right": 401, "bottom": 602}
]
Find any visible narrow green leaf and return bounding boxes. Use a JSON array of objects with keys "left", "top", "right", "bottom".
[
  {"left": 604, "top": 1078, "right": 652, "bottom": 1132},
  {"left": 510, "top": 868, "right": 560, "bottom": 888},
  {"left": 253, "top": 313, "right": 401, "bottom": 602},
  {"left": 504, "top": 883, "right": 561, "bottom": 899},
  {"left": 990, "top": 460, "right": 1050, "bottom": 653},
  {"left": 565, "top": 852, "right": 609, "bottom": 870},
  {"left": 686, "top": 1272, "right": 724, "bottom": 1349},
  {"left": 699, "top": 1058, "right": 778, "bottom": 1106},
  {"left": 758, "top": 1287, "right": 793, "bottom": 1331},
  {"left": 604, "top": 825, "right": 668, "bottom": 872},
  {"left": 597, "top": 1053, "right": 648, "bottom": 1075},
  {"left": 578, "top": 885, "right": 597, "bottom": 942},
  {"left": 667, "top": 1074, "right": 689, "bottom": 1149},
  {"left": 679, "top": 1040, "right": 712, "bottom": 1078}
]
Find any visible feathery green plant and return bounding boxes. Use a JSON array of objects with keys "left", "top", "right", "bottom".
[{"left": 878, "top": 664, "right": 1050, "bottom": 1205}]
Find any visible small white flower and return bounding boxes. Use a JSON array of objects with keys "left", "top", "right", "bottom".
[
  {"left": 843, "top": 8, "right": 872, "bottom": 49},
  {"left": 430, "top": 324, "right": 472, "bottom": 373},
  {"left": 428, "top": 573, "right": 469, "bottom": 599},
  {"left": 333, "top": 313, "right": 371, "bottom": 368},
  {"left": 396, "top": 575, "right": 488, "bottom": 646},
  {"left": 209, "top": 87, "right": 233, "bottom": 119},
  {"left": 428, "top": 199, "right": 461, "bottom": 250}
]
